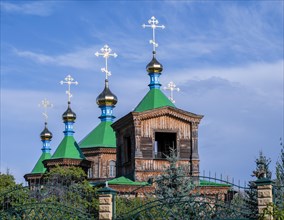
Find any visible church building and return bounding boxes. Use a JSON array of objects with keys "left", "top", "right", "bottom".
[{"left": 25, "top": 16, "right": 204, "bottom": 187}]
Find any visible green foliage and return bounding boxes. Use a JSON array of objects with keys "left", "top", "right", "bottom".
[
  {"left": 275, "top": 140, "right": 284, "bottom": 209},
  {"left": 0, "top": 172, "right": 16, "bottom": 192},
  {"left": 260, "top": 203, "right": 284, "bottom": 220},
  {"left": 252, "top": 151, "right": 272, "bottom": 180},
  {"left": 116, "top": 196, "right": 146, "bottom": 217},
  {"left": 243, "top": 181, "right": 258, "bottom": 219},
  {"left": 42, "top": 166, "right": 98, "bottom": 216},
  {"left": 0, "top": 168, "right": 98, "bottom": 219},
  {"left": 44, "top": 165, "right": 87, "bottom": 185},
  {"left": 243, "top": 182, "right": 258, "bottom": 219},
  {"left": 154, "top": 148, "right": 194, "bottom": 201}
]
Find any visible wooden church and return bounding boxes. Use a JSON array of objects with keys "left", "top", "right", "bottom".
[{"left": 24, "top": 16, "right": 203, "bottom": 187}]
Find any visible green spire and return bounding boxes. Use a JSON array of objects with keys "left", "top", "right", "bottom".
[
  {"left": 31, "top": 152, "right": 51, "bottom": 174},
  {"left": 51, "top": 136, "right": 85, "bottom": 159},
  {"left": 79, "top": 121, "right": 116, "bottom": 148},
  {"left": 134, "top": 88, "right": 175, "bottom": 112}
]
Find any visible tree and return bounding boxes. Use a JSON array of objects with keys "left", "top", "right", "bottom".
[
  {"left": 44, "top": 165, "right": 87, "bottom": 185},
  {"left": 243, "top": 181, "right": 258, "bottom": 219},
  {"left": 275, "top": 139, "right": 284, "bottom": 209},
  {"left": 0, "top": 171, "right": 29, "bottom": 219},
  {"left": 252, "top": 151, "right": 272, "bottom": 180},
  {"left": 154, "top": 148, "right": 193, "bottom": 201},
  {"left": 0, "top": 172, "right": 17, "bottom": 192},
  {"left": 42, "top": 166, "right": 99, "bottom": 216}
]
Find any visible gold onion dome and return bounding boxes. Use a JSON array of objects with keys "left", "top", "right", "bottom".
[
  {"left": 62, "top": 101, "right": 76, "bottom": 122},
  {"left": 146, "top": 52, "right": 163, "bottom": 73},
  {"left": 96, "top": 80, "right": 117, "bottom": 107},
  {"left": 40, "top": 122, "right": 53, "bottom": 140}
]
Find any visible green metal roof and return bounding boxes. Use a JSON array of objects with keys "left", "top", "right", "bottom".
[
  {"left": 134, "top": 88, "right": 175, "bottom": 112},
  {"left": 199, "top": 180, "right": 231, "bottom": 187},
  {"left": 79, "top": 121, "right": 116, "bottom": 148},
  {"left": 108, "top": 176, "right": 148, "bottom": 186},
  {"left": 51, "top": 136, "right": 85, "bottom": 160},
  {"left": 31, "top": 152, "right": 51, "bottom": 174}
]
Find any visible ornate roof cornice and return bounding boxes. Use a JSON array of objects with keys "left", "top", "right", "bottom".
[
  {"left": 43, "top": 158, "right": 91, "bottom": 169},
  {"left": 112, "top": 106, "right": 203, "bottom": 131},
  {"left": 133, "top": 106, "right": 203, "bottom": 123},
  {"left": 81, "top": 147, "right": 116, "bottom": 156}
]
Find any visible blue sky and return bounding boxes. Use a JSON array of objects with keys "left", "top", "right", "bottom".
[{"left": 1, "top": 1, "right": 283, "bottom": 184}]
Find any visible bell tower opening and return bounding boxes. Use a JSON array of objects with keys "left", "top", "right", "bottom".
[{"left": 154, "top": 132, "right": 176, "bottom": 158}]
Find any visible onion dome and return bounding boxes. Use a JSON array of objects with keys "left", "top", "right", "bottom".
[
  {"left": 62, "top": 101, "right": 76, "bottom": 122},
  {"left": 40, "top": 122, "right": 53, "bottom": 141},
  {"left": 96, "top": 80, "right": 117, "bottom": 107},
  {"left": 146, "top": 51, "right": 163, "bottom": 73}
]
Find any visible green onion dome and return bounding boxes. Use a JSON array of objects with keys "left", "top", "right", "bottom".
[
  {"left": 40, "top": 122, "right": 53, "bottom": 141},
  {"left": 96, "top": 80, "right": 118, "bottom": 107},
  {"left": 62, "top": 101, "right": 76, "bottom": 122}
]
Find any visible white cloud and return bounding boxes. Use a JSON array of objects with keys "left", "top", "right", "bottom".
[
  {"left": 165, "top": 60, "right": 283, "bottom": 100},
  {"left": 0, "top": 2, "right": 55, "bottom": 16},
  {"left": 13, "top": 47, "right": 100, "bottom": 69}
]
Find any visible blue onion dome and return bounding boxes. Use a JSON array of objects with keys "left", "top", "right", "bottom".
[
  {"left": 146, "top": 51, "right": 163, "bottom": 73},
  {"left": 96, "top": 80, "right": 118, "bottom": 107},
  {"left": 40, "top": 122, "right": 53, "bottom": 141},
  {"left": 62, "top": 101, "right": 76, "bottom": 122}
]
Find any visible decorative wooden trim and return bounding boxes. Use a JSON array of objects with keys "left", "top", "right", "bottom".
[
  {"left": 24, "top": 173, "right": 43, "bottom": 181},
  {"left": 43, "top": 158, "right": 91, "bottom": 169},
  {"left": 135, "top": 106, "right": 203, "bottom": 123},
  {"left": 81, "top": 147, "right": 116, "bottom": 156},
  {"left": 112, "top": 106, "right": 203, "bottom": 132}
]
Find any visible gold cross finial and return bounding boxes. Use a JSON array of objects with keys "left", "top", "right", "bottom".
[
  {"left": 95, "top": 45, "right": 118, "bottom": 80},
  {"left": 60, "top": 75, "right": 78, "bottom": 102},
  {"left": 142, "top": 16, "right": 165, "bottom": 53}
]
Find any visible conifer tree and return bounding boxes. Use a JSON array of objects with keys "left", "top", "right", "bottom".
[
  {"left": 154, "top": 148, "right": 193, "bottom": 202},
  {"left": 275, "top": 139, "right": 284, "bottom": 209},
  {"left": 243, "top": 181, "right": 258, "bottom": 219},
  {"left": 244, "top": 151, "right": 271, "bottom": 219},
  {"left": 252, "top": 151, "right": 272, "bottom": 180}
]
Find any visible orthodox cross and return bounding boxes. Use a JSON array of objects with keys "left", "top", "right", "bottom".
[
  {"left": 39, "top": 98, "right": 53, "bottom": 123},
  {"left": 60, "top": 75, "right": 78, "bottom": 102},
  {"left": 95, "top": 45, "right": 117, "bottom": 80},
  {"left": 142, "top": 16, "right": 165, "bottom": 52},
  {"left": 164, "top": 81, "right": 180, "bottom": 103}
]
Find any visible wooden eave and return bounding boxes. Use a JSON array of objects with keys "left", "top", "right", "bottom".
[
  {"left": 134, "top": 106, "right": 203, "bottom": 123},
  {"left": 43, "top": 158, "right": 91, "bottom": 169},
  {"left": 112, "top": 106, "right": 203, "bottom": 131},
  {"left": 24, "top": 173, "right": 43, "bottom": 181},
  {"left": 111, "top": 112, "right": 134, "bottom": 131},
  {"left": 81, "top": 147, "right": 116, "bottom": 156}
]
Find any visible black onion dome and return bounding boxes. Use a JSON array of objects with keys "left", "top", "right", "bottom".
[
  {"left": 62, "top": 101, "right": 76, "bottom": 122},
  {"left": 146, "top": 51, "right": 163, "bottom": 73},
  {"left": 40, "top": 122, "right": 53, "bottom": 140},
  {"left": 96, "top": 80, "right": 118, "bottom": 107}
]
